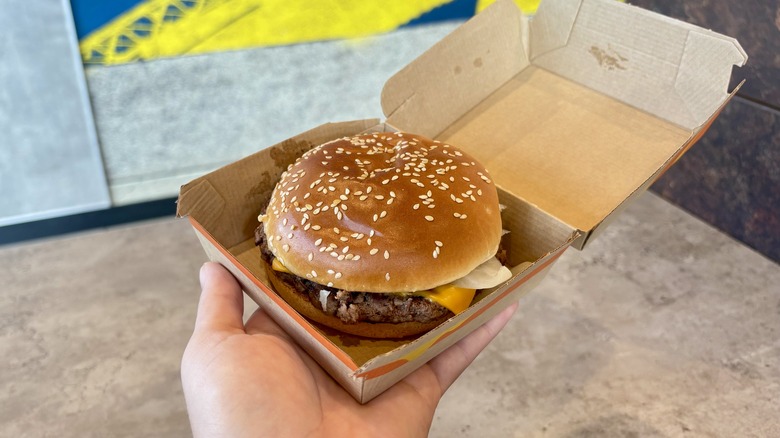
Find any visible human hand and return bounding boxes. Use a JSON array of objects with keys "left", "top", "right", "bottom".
[{"left": 181, "top": 262, "right": 518, "bottom": 438}]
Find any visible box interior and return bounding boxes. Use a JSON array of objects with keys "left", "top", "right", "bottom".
[
  {"left": 382, "top": 0, "right": 745, "bottom": 237},
  {"left": 437, "top": 66, "right": 691, "bottom": 233}
]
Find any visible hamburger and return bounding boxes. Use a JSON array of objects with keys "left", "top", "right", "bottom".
[{"left": 255, "top": 132, "right": 511, "bottom": 338}]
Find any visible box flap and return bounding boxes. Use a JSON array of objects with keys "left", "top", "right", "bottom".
[
  {"left": 380, "top": 0, "right": 745, "bottom": 241},
  {"left": 530, "top": 0, "right": 747, "bottom": 130},
  {"left": 381, "top": 0, "right": 529, "bottom": 138}
]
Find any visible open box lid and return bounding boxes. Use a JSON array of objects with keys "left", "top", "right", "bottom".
[{"left": 381, "top": 0, "right": 746, "bottom": 249}]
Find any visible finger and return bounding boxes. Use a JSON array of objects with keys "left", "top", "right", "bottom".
[
  {"left": 427, "top": 301, "right": 518, "bottom": 393},
  {"left": 194, "top": 262, "right": 245, "bottom": 334},
  {"left": 244, "top": 306, "right": 293, "bottom": 341}
]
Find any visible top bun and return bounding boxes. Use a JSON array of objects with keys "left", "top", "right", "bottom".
[{"left": 262, "top": 132, "right": 502, "bottom": 293}]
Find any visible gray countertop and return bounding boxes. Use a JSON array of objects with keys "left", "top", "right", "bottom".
[{"left": 1, "top": 192, "right": 778, "bottom": 437}]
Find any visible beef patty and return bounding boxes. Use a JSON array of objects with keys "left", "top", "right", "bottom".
[{"left": 255, "top": 226, "right": 451, "bottom": 324}]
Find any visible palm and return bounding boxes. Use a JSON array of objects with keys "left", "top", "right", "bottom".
[{"left": 182, "top": 263, "right": 516, "bottom": 438}]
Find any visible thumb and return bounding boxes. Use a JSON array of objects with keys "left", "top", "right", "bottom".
[{"left": 194, "top": 262, "right": 245, "bottom": 334}]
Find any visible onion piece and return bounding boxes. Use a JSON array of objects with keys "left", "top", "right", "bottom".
[
  {"left": 319, "top": 290, "right": 330, "bottom": 311},
  {"left": 453, "top": 257, "right": 513, "bottom": 289}
]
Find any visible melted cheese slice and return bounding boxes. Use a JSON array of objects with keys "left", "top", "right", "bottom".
[
  {"left": 271, "top": 258, "right": 477, "bottom": 314},
  {"left": 271, "top": 258, "right": 291, "bottom": 273},
  {"left": 416, "top": 285, "right": 476, "bottom": 314}
]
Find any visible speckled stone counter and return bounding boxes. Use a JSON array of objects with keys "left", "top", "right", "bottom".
[{"left": 1, "top": 193, "right": 778, "bottom": 437}]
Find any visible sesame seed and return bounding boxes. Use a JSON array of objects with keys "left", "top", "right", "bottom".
[
  {"left": 380, "top": 211, "right": 387, "bottom": 218},
  {"left": 433, "top": 250, "right": 438, "bottom": 259},
  {"left": 282, "top": 244, "right": 290, "bottom": 252},
  {"left": 385, "top": 273, "right": 391, "bottom": 281},
  {"left": 330, "top": 251, "right": 338, "bottom": 257},
  {"left": 327, "top": 269, "right": 335, "bottom": 274},
  {"left": 338, "top": 255, "right": 345, "bottom": 260},
  {"left": 304, "top": 223, "right": 311, "bottom": 230},
  {"left": 382, "top": 179, "right": 390, "bottom": 185},
  {"left": 282, "top": 218, "right": 288, "bottom": 226},
  {"left": 425, "top": 215, "right": 434, "bottom": 222},
  {"left": 373, "top": 214, "right": 378, "bottom": 222},
  {"left": 370, "top": 248, "right": 379, "bottom": 255},
  {"left": 327, "top": 282, "right": 334, "bottom": 287},
  {"left": 435, "top": 241, "right": 443, "bottom": 247},
  {"left": 369, "top": 230, "right": 375, "bottom": 237},
  {"left": 359, "top": 195, "right": 368, "bottom": 201},
  {"left": 342, "top": 246, "right": 350, "bottom": 253},
  {"left": 387, "top": 198, "right": 394, "bottom": 205},
  {"left": 366, "top": 238, "right": 372, "bottom": 245},
  {"left": 366, "top": 187, "right": 372, "bottom": 193},
  {"left": 312, "top": 225, "right": 321, "bottom": 230},
  {"left": 384, "top": 250, "right": 390, "bottom": 259},
  {"left": 390, "top": 191, "right": 396, "bottom": 198},
  {"left": 287, "top": 233, "right": 293, "bottom": 238},
  {"left": 353, "top": 255, "right": 361, "bottom": 261},
  {"left": 335, "top": 272, "right": 343, "bottom": 279},
  {"left": 413, "top": 204, "right": 420, "bottom": 210},
  {"left": 345, "top": 188, "right": 350, "bottom": 195},
  {"left": 339, "top": 195, "right": 348, "bottom": 201},
  {"left": 308, "top": 253, "right": 313, "bottom": 261},
  {"left": 333, "top": 227, "right": 340, "bottom": 234},
  {"left": 315, "top": 238, "right": 323, "bottom": 245},
  {"left": 375, "top": 195, "right": 384, "bottom": 200},
  {"left": 460, "top": 214, "right": 467, "bottom": 219},
  {"left": 345, "top": 254, "right": 354, "bottom": 260},
  {"left": 275, "top": 235, "right": 281, "bottom": 241},
  {"left": 340, "top": 236, "right": 349, "bottom": 242}
]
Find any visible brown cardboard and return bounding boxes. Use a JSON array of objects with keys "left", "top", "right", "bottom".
[
  {"left": 382, "top": 0, "right": 746, "bottom": 248},
  {"left": 177, "top": 0, "right": 745, "bottom": 403}
]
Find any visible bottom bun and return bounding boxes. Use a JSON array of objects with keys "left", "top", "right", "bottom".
[{"left": 264, "top": 263, "right": 450, "bottom": 339}]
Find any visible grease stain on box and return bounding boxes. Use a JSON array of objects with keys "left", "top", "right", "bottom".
[{"left": 589, "top": 45, "right": 628, "bottom": 70}]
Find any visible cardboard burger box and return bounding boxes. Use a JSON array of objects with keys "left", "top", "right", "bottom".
[{"left": 177, "top": 0, "right": 745, "bottom": 403}]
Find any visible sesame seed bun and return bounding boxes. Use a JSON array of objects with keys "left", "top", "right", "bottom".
[{"left": 262, "top": 132, "right": 503, "bottom": 293}]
